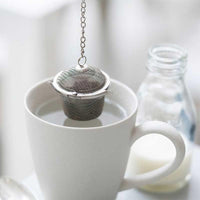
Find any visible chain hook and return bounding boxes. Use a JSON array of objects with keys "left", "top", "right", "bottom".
[{"left": 78, "top": 56, "right": 87, "bottom": 67}]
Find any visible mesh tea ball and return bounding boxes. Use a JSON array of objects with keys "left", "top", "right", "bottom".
[{"left": 52, "top": 65, "right": 110, "bottom": 121}]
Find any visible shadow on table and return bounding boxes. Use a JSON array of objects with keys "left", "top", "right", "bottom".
[
  {"left": 117, "top": 184, "right": 190, "bottom": 200},
  {"left": 137, "top": 184, "right": 190, "bottom": 200}
]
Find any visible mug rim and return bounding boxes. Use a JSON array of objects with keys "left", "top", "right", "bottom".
[{"left": 24, "top": 78, "right": 138, "bottom": 130}]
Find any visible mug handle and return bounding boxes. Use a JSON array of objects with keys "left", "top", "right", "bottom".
[{"left": 120, "top": 121, "right": 185, "bottom": 191}]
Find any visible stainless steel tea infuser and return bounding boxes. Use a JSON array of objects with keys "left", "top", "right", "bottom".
[{"left": 52, "top": 0, "right": 110, "bottom": 121}]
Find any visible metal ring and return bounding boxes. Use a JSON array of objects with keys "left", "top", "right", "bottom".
[
  {"left": 81, "top": 2, "right": 86, "bottom": 8},
  {"left": 81, "top": 17, "right": 86, "bottom": 23},
  {"left": 81, "top": 8, "right": 85, "bottom": 13},
  {"left": 81, "top": 37, "right": 86, "bottom": 43},
  {"left": 78, "top": 56, "right": 87, "bottom": 67},
  {"left": 81, "top": 22, "right": 86, "bottom": 28},
  {"left": 80, "top": 42, "right": 86, "bottom": 48}
]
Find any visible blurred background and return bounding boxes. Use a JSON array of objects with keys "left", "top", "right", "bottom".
[{"left": 0, "top": 0, "right": 199, "bottom": 181}]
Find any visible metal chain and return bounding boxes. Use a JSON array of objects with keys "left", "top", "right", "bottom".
[{"left": 78, "top": 0, "right": 87, "bottom": 67}]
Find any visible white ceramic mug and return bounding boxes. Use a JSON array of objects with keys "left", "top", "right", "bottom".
[{"left": 25, "top": 78, "right": 185, "bottom": 200}]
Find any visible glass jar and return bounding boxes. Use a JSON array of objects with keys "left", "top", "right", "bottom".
[{"left": 126, "top": 44, "right": 196, "bottom": 193}]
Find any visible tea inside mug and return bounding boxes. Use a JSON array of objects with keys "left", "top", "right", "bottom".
[
  {"left": 35, "top": 98, "right": 127, "bottom": 127},
  {"left": 27, "top": 79, "right": 137, "bottom": 129}
]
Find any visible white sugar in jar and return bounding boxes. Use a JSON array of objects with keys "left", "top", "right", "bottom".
[{"left": 126, "top": 134, "right": 192, "bottom": 192}]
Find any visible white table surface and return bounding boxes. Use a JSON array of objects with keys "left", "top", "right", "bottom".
[{"left": 23, "top": 146, "right": 200, "bottom": 200}]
